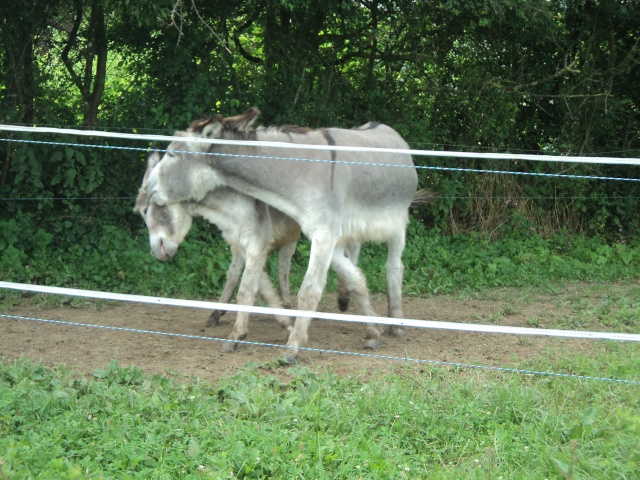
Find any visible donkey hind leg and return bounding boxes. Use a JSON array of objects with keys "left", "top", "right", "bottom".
[
  {"left": 283, "top": 232, "right": 337, "bottom": 363},
  {"left": 386, "top": 231, "right": 406, "bottom": 338},
  {"left": 331, "top": 245, "right": 381, "bottom": 349},
  {"left": 277, "top": 241, "right": 297, "bottom": 309},
  {"left": 207, "top": 247, "right": 244, "bottom": 327},
  {"left": 221, "top": 250, "right": 267, "bottom": 353},
  {"left": 257, "top": 270, "right": 294, "bottom": 331},
  {"left": 336, "top": 242, "right": 361, "bottom": 312}
]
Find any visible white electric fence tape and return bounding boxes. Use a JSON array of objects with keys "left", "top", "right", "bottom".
[
  {"left": 2, "top": 281, "right": 639, "bottom": 342},
  {"left": 1, "top": 124, "right": 640, "bottom": 166}
]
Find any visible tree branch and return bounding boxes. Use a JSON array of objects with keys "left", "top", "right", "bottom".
[
  {"left": 88, "top": 1, "right": 107, "bottom": 126},
  {"left": 488, "top": 55, "right": 579, "bottom": 92},
  {"left": 60, "top": 0, "right": 84, "bottom": 93},
  {"left": 188, "top": 0, "right": 232, "bottom": 55},
  {"left": 166, "top": 0, "right": 232, "bottom": 55},
  {"left": 233, "top": 12, "right": 263, "bottom": 64}
]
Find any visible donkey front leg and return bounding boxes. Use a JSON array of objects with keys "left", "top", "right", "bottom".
[
  {"left": 221, "top": 249, "right": 267, "bottom": 353},
  {"left": 283, "top": 231, "right": 337, "bottom": 363},
  {"left": 207, "top": 246, "right": 244, "bottom": 327},
  {"left": 386, "top": 232, "right": 406, "bottom": 338}
]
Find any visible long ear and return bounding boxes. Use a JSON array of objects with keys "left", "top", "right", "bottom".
[
  {"left": 190, "top": 115, "right": 223, "bottom": 138},
  {"left": 134, "top": 152, "right": 160, "bottom": 213},
  {"left": 143, "top": 151, "right": 161, "bottom": 181},
  {"left": 133, "top": 186, "right": 149, "bottom": 213},
  {"left": 147, "top": 151, "right": 161, "bottom": 169},
  {"left": 223, "top": 107, "right": 261, "bottom": 132}
]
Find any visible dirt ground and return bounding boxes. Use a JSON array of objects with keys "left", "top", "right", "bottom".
[{"left": 1, "top": 291, "right": 593, "bottom": 382}]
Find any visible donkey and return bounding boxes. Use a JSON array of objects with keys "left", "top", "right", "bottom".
[
  {"left": 143, "top": 108, "right": 427, "bottom": 361},
  {"left": 135, "top": 151, "right": 299, "bottom": 349}
]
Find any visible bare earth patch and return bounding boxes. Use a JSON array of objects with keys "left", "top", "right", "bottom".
[{"left": 0, "top": 290, "right": 602, "bottom": 382}]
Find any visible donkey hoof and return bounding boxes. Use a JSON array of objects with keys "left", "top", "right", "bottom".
[
  {"left": 207, "top": 310, "right": 225, "bottom": 327},
  {"left": 279, "top": 354, "right": 296, "bottom": 365},
  {"left": 220, "top": 341, "right": 238, "bottom": 353},
  {"left": 280, "top": 348, "right": 299, "bottom": 365},
  {"left": 389, "top": 326, "right": 404, "bottom": 338},
  {"left": 338, "top": 297, "right": 350, "bottom": 312},
  {"left": 364, "top": 338, "right": 380, "bottom": 350}
]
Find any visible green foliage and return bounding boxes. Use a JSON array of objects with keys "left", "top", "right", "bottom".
[
  {"left": 92, "top": 359, "right": 146, "bottom": 386},
  {"left": 358, "top": 218, "right": 640, "bottom": 296},
  {"left": 3, "top": 213, "right": 640, "bottom": 303},
  {"left": 1, "top": 356, "right": 639, "bottom": 478}
]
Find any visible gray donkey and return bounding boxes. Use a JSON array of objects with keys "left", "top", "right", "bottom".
[{"left": 143, "top": 108, "right": 428, "bottom": 361}]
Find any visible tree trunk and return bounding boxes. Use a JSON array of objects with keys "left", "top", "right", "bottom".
[
  {"left": 0, "top": 5, "right": 41, "bottom": 187},
  {"left": 61, "top": 0, "right": 108, "bottom": 127}
]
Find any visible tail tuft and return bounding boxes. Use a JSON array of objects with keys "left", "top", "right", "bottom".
[{"left": 410, "top": 188, "right": 438, "bottom": 208}]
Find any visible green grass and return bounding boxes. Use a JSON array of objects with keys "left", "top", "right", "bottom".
[
  {"left": 1, "top": 355, "right": 639, "bottom": 479},
  {"left": 489, "top": 282, "right": 640, "bottom": 333}
]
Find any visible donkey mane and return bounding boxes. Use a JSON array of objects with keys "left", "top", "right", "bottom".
[{"left": 269, "top": 125, "right": 313, "bottom": 135}]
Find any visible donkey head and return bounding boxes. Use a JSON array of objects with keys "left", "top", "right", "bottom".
[
  {"left": 135, "top": 152, "right": 194, "bottom": 261},
  {"left": 142, "top": 136, "right": 226, "bottom": 208},
  {"left": 141, "top": 108, "right": 261, "bottom": 208}
]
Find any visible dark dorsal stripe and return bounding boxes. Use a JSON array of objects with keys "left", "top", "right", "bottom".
[{"left": 320, "top": 129, "right": 337, "bottom": 189}]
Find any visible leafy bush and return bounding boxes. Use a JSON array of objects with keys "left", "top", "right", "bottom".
[{"left": 3, "top": 213, "right": 640, "bottom": 303}]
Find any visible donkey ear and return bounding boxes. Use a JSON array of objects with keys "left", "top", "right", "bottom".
[
  {"left": 143, "top": 151, "right": 161, "bottom": 181},
  {"left": 223, "top": 107, "right": 261, "bottom": 132},
  {"left": 133, "top": 187, "right": 149, "bottom": 213},
  {"left": 147, "top": 151, "right": 161, "bottom": 169},
  {"left": 189, "top": 115, "right": 223, "bottom": 138},
  {"left": 201, "top": 120, "right": 223, "bottom": 138},
  {"left": 135, "top": 151, "right": 161, "bottom": 212}
]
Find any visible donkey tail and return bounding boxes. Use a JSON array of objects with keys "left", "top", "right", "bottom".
[{"left": 410, "top": 188, "right": 438, "bottom": 208}]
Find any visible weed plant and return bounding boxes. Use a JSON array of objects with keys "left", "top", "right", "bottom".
[{"left": 1, "top": 356, "right": 638, "bottom": 479}]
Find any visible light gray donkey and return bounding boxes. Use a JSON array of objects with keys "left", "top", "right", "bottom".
[
  {"left": 135, "top": 151, "right": 300, "bottom": 350},
  {"left": 143, "top": 108, "right": 428, "bottom": 361}
]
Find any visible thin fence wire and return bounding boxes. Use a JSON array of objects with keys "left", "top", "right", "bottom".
[
  {"left": 2, "top": 313, "right": 638, "bottom": 386},
  {"left": 1, "top": 138, "right": 640, "bottom": 183},
  {"left": 0, "top": 197, "right": 136, "bottom": 202}
]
